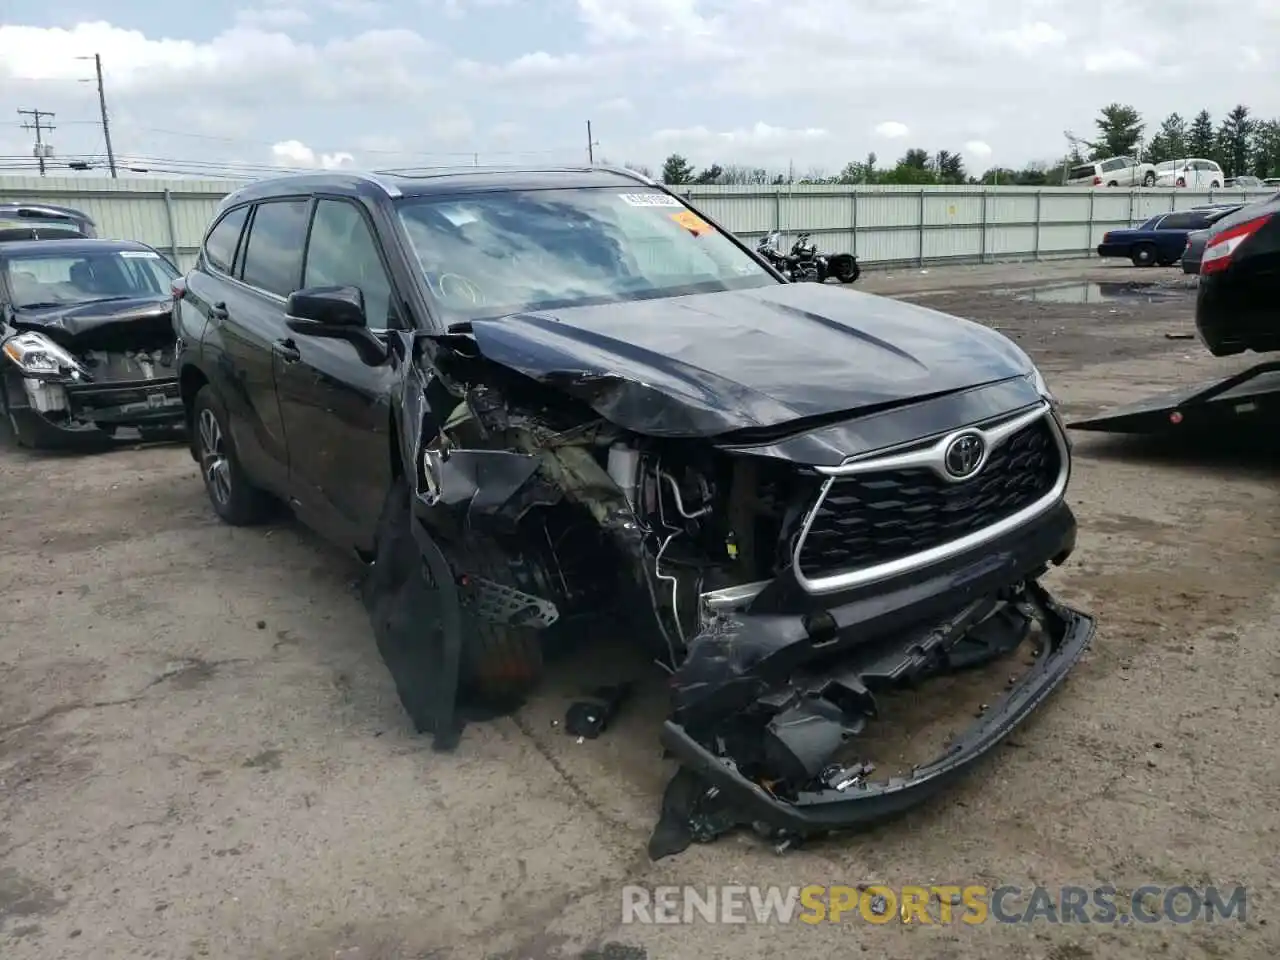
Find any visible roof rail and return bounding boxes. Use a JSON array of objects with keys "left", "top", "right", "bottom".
[
  {"left": 347, "top": 170, "right": 403, "bottom": 198},
  {"left": 592, "top": 163, "right": 659, "bottom": 187}
]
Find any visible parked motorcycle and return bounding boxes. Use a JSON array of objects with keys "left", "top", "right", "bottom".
[{"left": 756, "top": 231, "right": 861, "bottom": 284}]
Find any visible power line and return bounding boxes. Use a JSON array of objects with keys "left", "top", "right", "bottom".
[{"left": 17, "top": 108, "right": 55, "bottom": 176}]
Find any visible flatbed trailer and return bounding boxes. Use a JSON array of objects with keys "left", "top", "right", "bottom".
[{"left": 1068, "top": 361, "right": 1280, "bottom": 434}]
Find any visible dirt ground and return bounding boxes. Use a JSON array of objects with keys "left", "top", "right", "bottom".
[{"left": 3, "top": 258, "right": 1278, "bottom": 960}]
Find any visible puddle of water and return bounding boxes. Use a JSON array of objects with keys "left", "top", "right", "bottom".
[{"left": 993, "top": 281, "right": 1187, "bottom": 304}]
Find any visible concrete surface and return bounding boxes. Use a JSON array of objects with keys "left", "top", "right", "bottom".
[{"left": 2, "top": 260, "right": 1278, "bottom": 960}]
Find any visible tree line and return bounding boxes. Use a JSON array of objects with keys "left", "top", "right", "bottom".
[{"left": 638, "top": 103, "right": 1280, "bottom": 188}]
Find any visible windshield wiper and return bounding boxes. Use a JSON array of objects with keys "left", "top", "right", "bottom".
[{"left": 14, "top": 301, "right": 67, "bottom": 310}]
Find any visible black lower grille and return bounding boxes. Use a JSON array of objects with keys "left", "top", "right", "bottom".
[{"left": 797, "top": 416, "right": 1062, "bottom": 576}]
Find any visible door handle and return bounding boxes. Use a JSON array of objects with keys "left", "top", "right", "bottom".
[
  {"left": 273, "top": 338, "right": 301, "bottom": 363},
  {"left": 210, "top": 301, "right": 229, "bottom": 320}
]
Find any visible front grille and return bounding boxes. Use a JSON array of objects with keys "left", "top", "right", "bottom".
[{"left": 796, "top": 415, "right": 1062, "bottom": 577}]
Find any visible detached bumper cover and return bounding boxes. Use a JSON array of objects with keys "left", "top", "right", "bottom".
[
  {"left": 647, "top": 497, "right": 1093, "bottom": 858},
  {"left": 658, "top": 582, "right": 1094, "bottom": 838},
  {"left": 64, "top": 376, "right": 184, "bottom": 426}
]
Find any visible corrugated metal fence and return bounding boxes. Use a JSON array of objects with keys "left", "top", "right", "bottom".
[{"left": 2, "top": 175, "right": 1273, "bottom": 272}]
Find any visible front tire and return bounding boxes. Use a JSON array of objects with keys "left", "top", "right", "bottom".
[
  {"left": 1131, "top": 243, "right": 1157, "bottom": 268},
  {"left": 192, "top": 385, "right": 274, "bottom": 525},
  {"left": 1210, "top": 181, "right": 1221, "bottom": 189}
]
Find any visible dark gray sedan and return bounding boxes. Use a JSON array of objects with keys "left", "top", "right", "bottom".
[{"left": 1182, "top": 229, "right": 1209, "bottom": 274}]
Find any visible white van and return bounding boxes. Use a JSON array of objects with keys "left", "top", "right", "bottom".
[
  {"left": 1154, "top": 158, "right": 1224, "bottom": 189},
  {"left": 1065, "top": 156, "right": 1157, "bottom": 187}
]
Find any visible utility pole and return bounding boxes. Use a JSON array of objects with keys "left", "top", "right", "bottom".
[
  {"left": 586, "top": 120, "right": 598, "bottom": 165},
  {"left": 18, "top": 108, "right": 55, "bottom": 175},
  {"left": 79, "top": 53, "right": 117, "bottom": 178}
]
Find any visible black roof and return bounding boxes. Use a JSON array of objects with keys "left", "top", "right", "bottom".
[
  {"left": 216, "top": 165, "right": 659, "bottom": 212},
  {"left": 0, "top": 238, "right": 155, "bottom": 258}
]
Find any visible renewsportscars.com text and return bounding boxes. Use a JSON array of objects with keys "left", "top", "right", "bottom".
[{"left": 621, "top": 884, "right": 1247, "bottom": 926}]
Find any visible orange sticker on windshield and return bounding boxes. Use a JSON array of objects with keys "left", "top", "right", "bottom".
[{"left": 670, "top": 210, "right": 712, "bottom": 236}]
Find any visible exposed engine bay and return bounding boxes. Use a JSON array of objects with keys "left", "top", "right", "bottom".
[
  {"left": 373, "top": 333, "right": 1096, "bottom": 857},
  {"left": 2, "top": 313, "right": 183, "bottom": 445}
]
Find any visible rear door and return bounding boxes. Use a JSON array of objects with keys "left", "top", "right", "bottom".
[
  {"left": 186, "top": 203, "right": 283, "bottom": 490},
  {"left": 274, "top": 196, "right": 400, "bottom": 550},
  {"left": 197, "top": 198, "right": 312, "bottom": 494}
]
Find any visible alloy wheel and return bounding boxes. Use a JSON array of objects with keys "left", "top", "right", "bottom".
[{"left": 198, "top": 408, "right": 232, "bottom": 506}]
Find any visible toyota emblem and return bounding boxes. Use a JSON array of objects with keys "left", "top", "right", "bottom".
[{"left": 943, "top": 432, "right": 986, "bottom": 480}]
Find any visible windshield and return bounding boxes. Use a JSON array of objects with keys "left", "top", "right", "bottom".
[
  {"left": 3, "top": 247, "right": 179, "bottom": 308},
  {"left": 396, "top": 187, "right": 776, "bottom": 322}
]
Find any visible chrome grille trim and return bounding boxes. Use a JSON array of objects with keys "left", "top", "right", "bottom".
[{"left": 791, "top": 401, "right": 1068, "bottom": 595}]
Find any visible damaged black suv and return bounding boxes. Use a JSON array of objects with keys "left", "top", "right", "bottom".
[{"left": 176, "top": 167, "right": 1095, "bottom": 851}]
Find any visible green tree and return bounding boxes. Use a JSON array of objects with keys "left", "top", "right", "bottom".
[
  {"left": 1144, "top": 112, "right": 1187, "bottom": 164},
  {"left": 900, "top": 148, "right": 930, "bottom": 170},
  {"left": 881, "top": 162, "right": 937, "bottom": 185},
  {"left": 1188, "top": 110, "right": 1215, "bottom": 157},
  {"left": 835, "top": 152, "right": 879, "bottom": 184},
  {"left": 934, "top": 150, "right": 966, "bottom": 184},
  {"left": 1216, "top": 105, "right": 1254, "bottom": 176},
  {"left": 1087, "top": 103, "right": 1144, "bottom": 158},
  {"left": 1250, "top": 119, "right": 1280, "bottom": 178},
  {"left": 693, "top": 163, "right": 724, "bottom": 184},
  {"left": 661, "top": 153, "right": 695, "bottom": 184}
]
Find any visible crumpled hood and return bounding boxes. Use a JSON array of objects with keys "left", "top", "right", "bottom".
[
  {"left": 9, "top": 295, "right": 171, "bottom": 345},
  {"left": 457, "top": 282, "right": 1033, "bottom": 437}
]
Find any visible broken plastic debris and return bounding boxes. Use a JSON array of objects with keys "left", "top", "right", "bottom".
[{"left": 565, "top": 682, "right": 635, "bottom": 739}]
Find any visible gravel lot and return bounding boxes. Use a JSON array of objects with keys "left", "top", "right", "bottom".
[{"left": 2, "top": 259, "right": 1277, "bottom": 960}]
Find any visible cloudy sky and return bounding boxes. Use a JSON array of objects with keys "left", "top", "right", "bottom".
[{"left": 1, "top": 0, "right": 1276, "bottom": 179}]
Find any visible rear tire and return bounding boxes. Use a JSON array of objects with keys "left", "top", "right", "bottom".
[
  {"left": 191, "top": 385, "right": 274, "bottom": 526},
  {"left": 1131, "top": 244, "right": 1157, "bottom": 268},
  {"left": 830, "top": 255, "right": 860, "bottom": 284},
  {"left": 1211, "top": 181, "right": 1221, "bottom": 189},
  {"left": 1143, "top": 171, "right": 1156, "bottom": 187}
]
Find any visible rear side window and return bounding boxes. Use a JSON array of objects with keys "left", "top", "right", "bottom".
[
  {"left": 1069, "top": 164, "right": 1097, "bottom": 180},
  {"left": 1159, "top": 213, "right": 1204, "bottom": 230},
  {"left": 240, "top": 199, "right": 311, "bottom": 297},
  {"left": 204, "top": 206, "right": 249, "bottom": 275}
]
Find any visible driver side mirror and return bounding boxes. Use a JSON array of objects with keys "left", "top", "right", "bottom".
[
  {"left": 285, "top": 285, "right": 366, "bottom": 330},
  {"left": 284, "top": 285, "right": 388, "bottom": 366}
]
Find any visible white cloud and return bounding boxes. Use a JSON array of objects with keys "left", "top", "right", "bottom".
[
  {"left": 965, "top": 140, "right": 993, "bottom": 158},
  {"left": 576, "top": 0, "right": 715, "bottom": 43},
  {"left": 3, "top": 3, "right": 1280, "bottom": 178},
  {"left": 270, "top": 140, "right": 355, "bottom": 169},
  {"left": 1084, "top": 48, "right": 1147, "bottom": 73},
  {"left": 234, "top": 7, "right": 312, "bottom": 29},
  {"left": 993, "top": 22, "right": 1066, "bottom": 53},
  {"left": 874, "top": 121, "right": 910, "bottom": 139}
]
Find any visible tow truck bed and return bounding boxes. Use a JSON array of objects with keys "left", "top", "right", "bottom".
[{"left": 1068, "top": 361, "right": 1280, "bottom": 434}]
